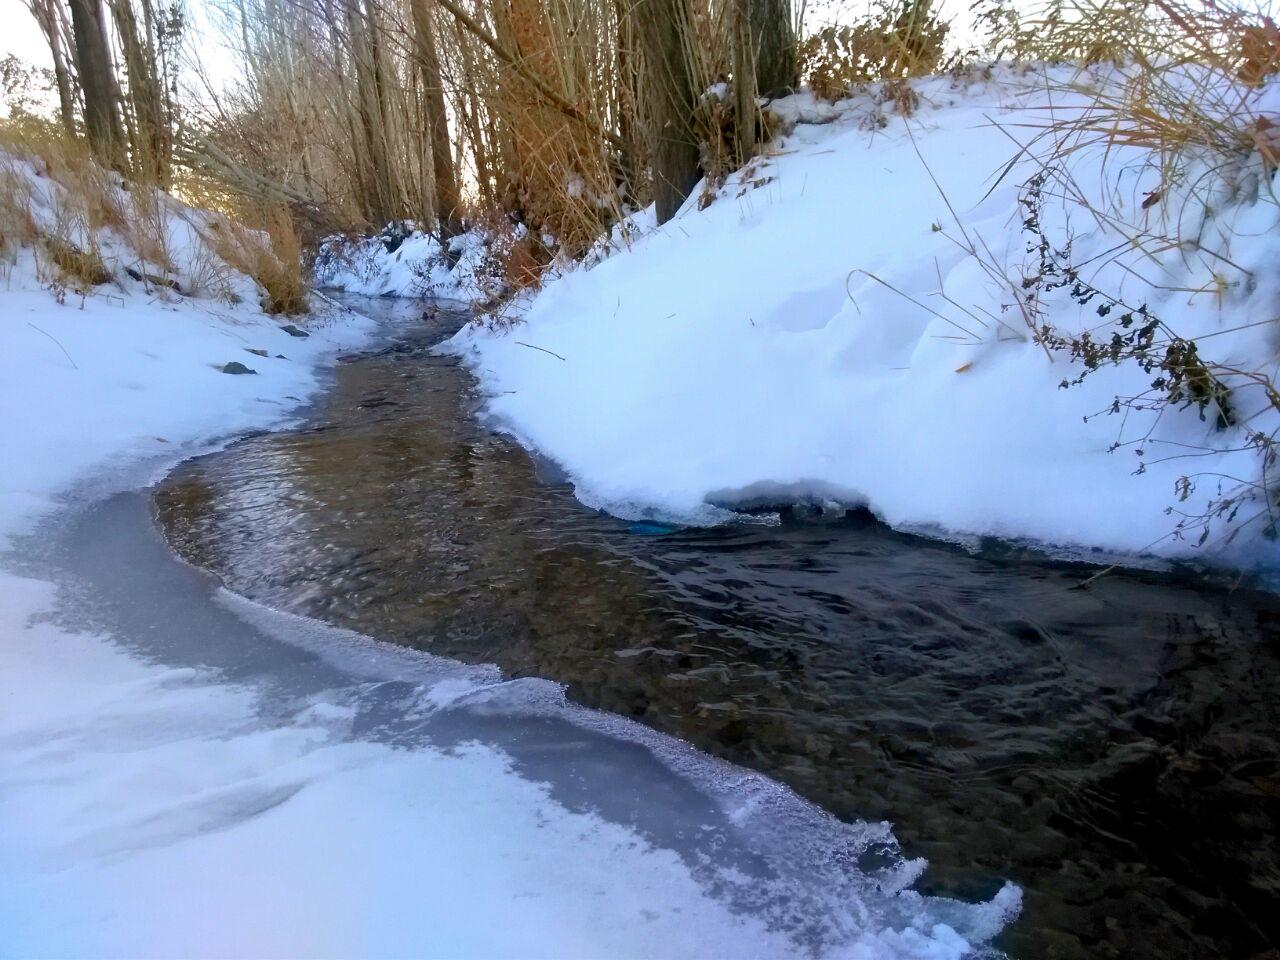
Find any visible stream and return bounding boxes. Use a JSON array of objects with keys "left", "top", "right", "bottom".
[{"left": 152, "top": 296, "right": 1280, "bottom": 959}]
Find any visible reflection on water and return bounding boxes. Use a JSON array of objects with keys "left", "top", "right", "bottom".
[{"left": 156, "top": 299, "right": 1280, "bottom": 960}]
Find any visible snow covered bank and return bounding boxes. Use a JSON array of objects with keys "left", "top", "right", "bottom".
[
  {"left": 0, "top": 150, "right": 377, "bottom": 545},
  {"left": 0, "top": 158, "right": 1019, "bottom": 957},
  {"left": 315, "top": 222, "right": 498, "bottom": 301},
  {"left": 447, "top": 67, "right": 1280, "bottom": 569},
  {"left": 0, "top": 573, "right": 797, "bottom": 959}
]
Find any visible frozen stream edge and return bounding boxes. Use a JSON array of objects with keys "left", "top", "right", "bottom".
[{"left": 0, "top": 312, "right": 1019, "bottom": 960}]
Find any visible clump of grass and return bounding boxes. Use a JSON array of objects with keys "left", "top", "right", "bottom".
[
  {"left": 181, "top": 218, "right": 237, "bottom": 303},
  {"left": 1, "top": 122, "right": 126, "bottom": 287},
  {"left": 984, "top": 0, "right": 1280, "bottom": 175},
  {"left": 950, "top": 0, "right": 1280, "bottom": 550},
  {"left": 125, "top": 187, "right": 176, "bottom": 276},
  {"left": 0, "top": 154, "right": 38, "bottom": 265},
  {"left": 37, "top": 172, "right": 116, "bottom": 290},
  {"left": 10, "top": 128, "right": 129, "bottom": 235},
  {"left": 42, "top": 234, "right": 112, "bottom": 286},
  {"left": 206, "top": 208, "right": 309, "bottom": 314},
  {"left": 0, "top": 116, "right": 319, "bottom": 312}
]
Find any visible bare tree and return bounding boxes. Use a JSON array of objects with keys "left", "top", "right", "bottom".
[
  {"left": 635, "top": 0, "right": 700, "bottom": 223},
  {"left": 23, "top": 0, "right": 79, "bottom": 137},
  {"left": 68, "top": 0, "right": 126, "bottom": 166},
  {"left": 410, "top": 0, "right": 462, "bottom": 236},
  {"left": 109, "top": 0, "right": 172, "bottom": 183}
]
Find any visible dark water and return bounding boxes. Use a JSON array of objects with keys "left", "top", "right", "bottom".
[{"left": 155, "top": 299, "right": 1280, "bottom": 960}]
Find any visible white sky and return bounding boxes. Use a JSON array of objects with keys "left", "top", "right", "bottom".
[
  {"left": 0, "top": 0, "right": 984, "bottom": 69},
  {"left": 0, "top": 0, "right": 242, "bottom": 108},
  {"left": 1, "top": 0, "right": 56, "bottom": 70}
]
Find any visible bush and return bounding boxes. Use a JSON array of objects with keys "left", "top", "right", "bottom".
[
  {"left": 205, "top": 209, "right": 309, "bottom": 315},
  {"left": 798, "top": 0, "right": 949, "bottom": 98}
]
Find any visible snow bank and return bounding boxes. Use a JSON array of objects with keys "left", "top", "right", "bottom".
[
  {"left": 0, "top": 151, "right": 376, "bottom": 545},
  {"left": 0, "top": 574, "right": 795, "bottom": 960},
  {"left": 315, "top": 222, "right": 497, "bottom": 300},
  {"left": 448, "top": 66, "right": 1280, "bottom": 569},
  {"left": 1, "top": 557, "right": 1020, "bottom": 959}
]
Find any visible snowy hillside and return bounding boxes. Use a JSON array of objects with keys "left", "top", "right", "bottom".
[
  {"left": 410, "top": 66, "right": 1280, "bottom": 570},
  {"left": 0, "top": 150, "right": 378, "bottom": 544}
]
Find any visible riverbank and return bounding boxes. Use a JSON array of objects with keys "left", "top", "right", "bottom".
[{"left": 325, "top": 66, "right": 1280, "bottom": 573}]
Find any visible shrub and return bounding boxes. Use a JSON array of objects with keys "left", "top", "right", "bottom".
[
  {"left": 43, "top": 236, "right": 112, "bottom": 286},
  {"left": 798, "top": 0, "right": 949, "bottom": 98}
]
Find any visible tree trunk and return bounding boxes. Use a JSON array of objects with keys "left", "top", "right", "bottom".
[
  {"left": 24, "top": 0, "right": 78, "bottom": 138},
  {"left": 732, "top": 0, "right": 756, "bottom": 164},
  {"left": 749, "top": 0, "right": 796, "bottom": 97},
  {"left": 68, "top": 0, "right": 125, "bottom": 168},
  {"left": 635, "top": 0, "right": 699, "bottom": 224},
  {"left": 613, "top": 0, "right": 642, "bottom": 202},
  {"left": 346, "top": 0, "right": 397, "bottom": 224},
  {"left": 110, "top": 0, "right": 170, "bottom": 184},
  {"left": 410, "top": 0, "right": 463, "bottom": 237},
  {"left": 447, "top": 15, "right": 496, "bottom": 208}
]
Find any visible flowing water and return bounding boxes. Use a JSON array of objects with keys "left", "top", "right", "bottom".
[{"left": 155, "top": 297, "right": 1280, "bottom": 959}]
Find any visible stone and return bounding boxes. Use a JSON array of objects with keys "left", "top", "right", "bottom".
[{"left": 125, "top": 266, "right": 182, "bottom": 293}]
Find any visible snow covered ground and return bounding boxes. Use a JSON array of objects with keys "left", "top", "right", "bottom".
[
  {"left": 325, "top": 66, "right": 1280, "bottom": 571},
  {"left": 314, "top": 225, "right": 497, "bottom": 302},
  {"left": 0, "top": 158, "right": 1019, "bottom": 956}
]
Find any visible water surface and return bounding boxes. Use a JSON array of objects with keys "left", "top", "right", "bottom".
[{"left": 156, "top": 297, "right": 1280, "bottom": 959}]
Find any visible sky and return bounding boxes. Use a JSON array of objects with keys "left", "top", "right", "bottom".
[
  {"left": 0, "top": 0, "right": 986, "bottom": 72},
  {"left": 0, "top": 0, "right": 242, "bottom": 112},
  {"left": 1, "top": 0, "right": 54, "bottom": 70}
]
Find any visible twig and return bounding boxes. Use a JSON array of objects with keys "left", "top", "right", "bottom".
[
  {"left": 515, "top": 340, "right": 566, "bottom": 361},
  {"left": 27, "top": 322, "right": 78, "bottom": 370}
]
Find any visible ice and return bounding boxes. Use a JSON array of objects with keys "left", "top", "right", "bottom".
[{"left": 1, "top": 492, "right": 1018, "bottom": 959}]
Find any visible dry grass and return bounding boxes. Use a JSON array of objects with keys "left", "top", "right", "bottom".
[
  {"left": 986, "top": 0, "right": 1280, "bottom": 162},
  {"left": 0, "top": 154, "right": 38, "bottom": 266},
  {"left": 0, "top": 118, "right": 311, "bottom": 310},
  {"left": 193, "top": 0, "right": 746, "bottom": 274},
  {"left": 42, "top": 235, "right": 112, "bottom": 286},
  {"left": 205, "top": 208, "right": 309, "bottom": 315},
  {"left": 181, "top": 224, "right": 237, "bottom": 302},
  {"left": 959, "top": 0, "right": 1280, "bottom": 548},
  {"left": 798, "top": 0, "right": 950, "bottom": 98},
  {"left": 125, "top": 187, "right": 176, "bottom": 275},
  {"left": 1, "top": 123, "right": 123, "bottom": 288},
  {"left": 6, "top": 128, "right": 130, "bottom": 234}
]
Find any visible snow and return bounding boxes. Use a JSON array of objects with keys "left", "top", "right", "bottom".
[
  {"left": 315, "top": 224, "right": 497, "bottom": 301},
  {"left": 0, "top": 154, "right": 1019, "bottom": 956},
  {"left": 437, "top": 66, "right": 1280, "bottom": 570},
  {"left": 0, "top": 574, "right": 792, "bottom": 959},
  {"left": 0, "top": 151, "right": 377, "bottom": 545}
]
